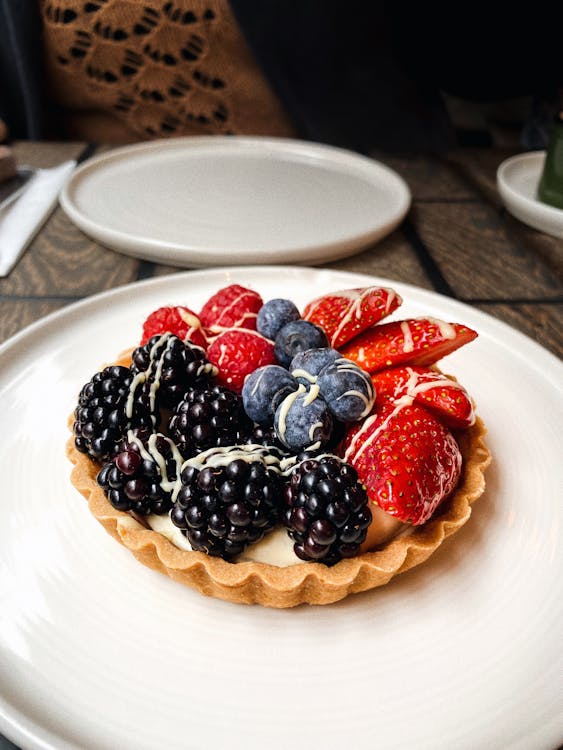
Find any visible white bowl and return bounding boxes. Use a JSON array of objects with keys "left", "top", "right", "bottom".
[{"left": 497, "top": 151, "right": 563, "bottom": 238}]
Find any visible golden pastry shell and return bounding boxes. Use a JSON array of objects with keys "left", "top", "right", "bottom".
[{"left": 67, "top": 350, "right": 491, "bottom": 608}]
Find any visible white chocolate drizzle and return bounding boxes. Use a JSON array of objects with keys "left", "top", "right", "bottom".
[
  {"left": 344, "top": 366, "right": 475, "bottom": 464},
  {"left": 426, "top": 317, "right": 456, "bottom": 340},
  {"left": 308, "top": 421, "right": 323, "bottom": 440},
  {"left": 125, "top": 332, "right": 217, "bottom": 427},
  {"left": 126, "top": 333, "right": 174, "bottom": 425},
  {"left": 205, "top": 325, "right": 274, "bottom": 347},
  {"left": 176, "top": 443, "right": 344, "bottom": 479},
  {"left": 204, "top": 289, "right": 261, "bottom": 334},
  {"left": 127, "top": 429, "right": 184, "bottom": 495},
  {"left": 177, "top": 308, "right": 201, "bottom": 329},
  {"left": 249, "top": 367, "right": 268, "bottom": 396},
  {"left": 343, "top": 402, "right": 403, "bottom": 464},
  {"left": 276, "top": 384, "right": 307, "bottom": 443},
  {"left": 179, "top": 443, "right": 284, "bottom": 475},
  {"left": 291, "top": 367, "right": 317, "bottom": 384},
  {"left": 399, "top": 367, "right": 475, "bottom": 425},
  {"left": 126, "top": 371, "right": 146, "bottom": 419},
  {"left": 303, "top": 383, "right": 321, "bottom": 406},
  {"left": 305, "top": 286, "right": 402, "bottom": 346},
  {"left": 400, "top": 320, "right": 414, "bottom": 353},
  {"left": 177, "top": 308, "right": 205, "bottom": 344}
]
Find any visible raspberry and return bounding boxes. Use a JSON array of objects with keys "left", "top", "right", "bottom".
[
  {"left": 140, "top": 306, "right": 207, "bottom": 349},
  {"left": 199, "top": 284, "right": 262, "bottom": 332},
  {"left": 206, "top": 329, "right": 276, "bottom": 393},
  {"left": 283, "top": 455, "right": 372, "bottom": 565}
]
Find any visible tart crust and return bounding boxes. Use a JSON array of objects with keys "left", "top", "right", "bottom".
[{"left": 68, "top": 351, "right": 491, "bottom": 608}]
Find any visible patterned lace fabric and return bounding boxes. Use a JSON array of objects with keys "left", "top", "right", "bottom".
[{"left": 39, "top": 0, "right": 297, "bottom": 142}]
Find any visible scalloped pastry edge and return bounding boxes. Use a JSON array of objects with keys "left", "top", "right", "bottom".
[{"left": 67, "top": 389, "right": 490, "bottom": 607}]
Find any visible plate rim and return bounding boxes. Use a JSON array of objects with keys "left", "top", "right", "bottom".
[
  {"left": 59, "top": 136, "right": 411, "bottom": 265},
  {"left": 1, "top": 265, "right": 562, "bottom": 750}
]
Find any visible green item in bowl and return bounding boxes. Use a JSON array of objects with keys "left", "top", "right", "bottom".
[{"left": 538, "top": 113, "right": 563, "bottom": 210}]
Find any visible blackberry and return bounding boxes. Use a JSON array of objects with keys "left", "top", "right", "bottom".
[
  {"left": 169, "top": 384, "right": 252, "bottom": 457},
  {"left": 242, "top": 423, "right": 289, "bottom": 453},
  {"left": 171, "top": 454, "right": 284, "bottom": 560},
  {"left": 73, "top": 365, "right": 152, "bottom": 461},
  {"left": 131, "top": 333, "right": 216, "bottom": 409},
  {"left": 97, "top": 432, "right": 180, "bottom": 515},
  {"left": 284, "top": 455, "right": 372, "bottom": 565}
]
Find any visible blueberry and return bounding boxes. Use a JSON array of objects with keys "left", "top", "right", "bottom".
[
  {"left": 316, "top": 359, "right": 375, "bottom": 422},
  {"left": 257, "top": 298, "right": 301, "bottom": 340},
  {"left": 290, "top": 347, "right": 340, "bottom": 385},
  {"left": 274, "top": 389, "right": 333, "bottom": 451},
  {"left": 242, "top": 365, "right": 298, "bottom": 425},
  {"left": 274, "top": 320, "right": 329, "bottom": 368}
]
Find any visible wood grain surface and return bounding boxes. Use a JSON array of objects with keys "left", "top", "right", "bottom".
[{"left": 0, "top": 141, "right": 561, "bottom": 362}]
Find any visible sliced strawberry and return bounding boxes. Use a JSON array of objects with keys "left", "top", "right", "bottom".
[
  {"left": 302, "top": 286, "right": 402, "bottom": 348},
  {"left": 206, "top": 328, "right": 276, "bottom": 393},
  {"left": 342, "top": 401, "right": 462, "bottom": 525},
  {"left": 140, "top": 306, "right": 207, "bottom": 349},
  {"left": 372, "top": 366, "right": 475, "bottom": 430},
  {"left": 340, "top": 317, "right": 477, "bottom": 373},
  {"left": 199, "top": 284, "right": 263, "bottom": 332}
]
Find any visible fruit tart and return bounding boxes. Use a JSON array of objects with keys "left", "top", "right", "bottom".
[{"left": 67, "top": 283, "right": 491, "bottom": 607}]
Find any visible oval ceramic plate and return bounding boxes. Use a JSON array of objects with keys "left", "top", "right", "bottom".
[
  {"left": 497, "top": 151, "right": 563, "bottom": 238},
  {"left": 60, "top": 137, "right": 411, "bottom": 266},
  {"left": 1, "top": 267, "right": 562, "bottom": 750}
]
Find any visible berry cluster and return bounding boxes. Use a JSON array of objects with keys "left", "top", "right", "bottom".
[
  {"left": 242, "top": 347, "right": 375, "bottom": 453},
  {"left": 74, "top": 280, "right": 478, "bottom": 566},
  {"left": 73, "top": 285, "right": 377, "bottom": 565},
  {"left": 243, "top": 297, "right": 377, "bottom": 452}
]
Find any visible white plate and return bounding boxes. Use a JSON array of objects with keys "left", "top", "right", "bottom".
[
  {"left": 60, "top": 137, "right": 411, "bottom": 267},
  {"left": 497, "top": 151, "right": 563, "bottom": 238},
  {"left": 1, "top": 267, "right": 562, "bottom": 750}
]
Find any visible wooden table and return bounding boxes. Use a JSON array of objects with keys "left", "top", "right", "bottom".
[
  {"left": 1, "top": 140, "right": 562, "bottom": 360},
  {"left": 0, "top": 141, "right": 562, "bottom": 750}
]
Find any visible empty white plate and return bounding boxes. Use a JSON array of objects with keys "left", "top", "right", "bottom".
[
  {"left": 497, "top": 151, "right": 563, "bottom": 238},
  {"left": 60, "top": 137, "right": 411, "bottom": 267}
]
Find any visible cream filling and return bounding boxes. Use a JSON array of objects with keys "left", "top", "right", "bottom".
[{"left": 146, "top": 505, "right": 405, "bottom": 566}]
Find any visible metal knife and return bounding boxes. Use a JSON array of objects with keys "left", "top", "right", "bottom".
[{"left": 0, "top": 167, "right": 36, "bottom": 210}]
